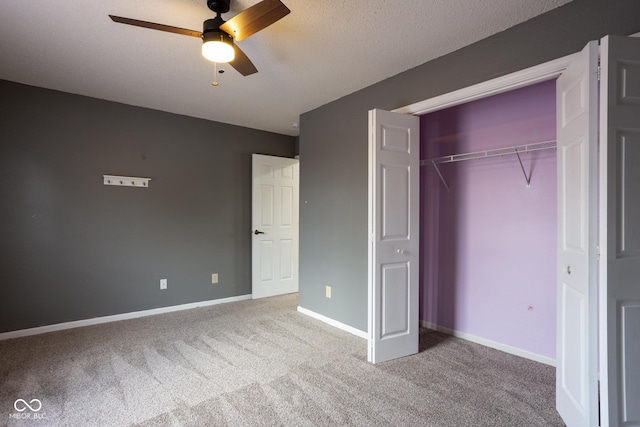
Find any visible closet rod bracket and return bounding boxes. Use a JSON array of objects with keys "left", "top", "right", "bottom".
[
  {"left": 431, "top": 160, "right": 450, "bottom": 192},
  {"left": 515, "top": 151, "right": 532, "bottom": 188}
]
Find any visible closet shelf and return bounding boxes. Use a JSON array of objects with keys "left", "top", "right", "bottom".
[
  {"left": 421, "top": 139, "right": 557, "bottom": 191},
  {"left": 421, "top": 140, "right": 556, "bottom": 166}
]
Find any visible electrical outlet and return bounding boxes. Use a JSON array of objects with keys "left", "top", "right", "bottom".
[
  {"left": 211, "top": 273, "right": 218, "bottom": 284},
  {"left": 160, "top": 278, "right": 167, "bottom": 290},
  {"left": 325, "top": 285, "right": 331, "bottom": 298}
]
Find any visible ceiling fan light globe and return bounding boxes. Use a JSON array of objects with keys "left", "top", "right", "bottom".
[{"left": 202, "top": 40, "right": 235, "bottom": 63}]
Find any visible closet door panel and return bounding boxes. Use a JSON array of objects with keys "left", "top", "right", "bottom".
[
  {"left": 368, "top": 109, "right": 419, "bottom": 364},
  {"left": 599, "top": 35, "right": 640, "bottom": 427},
  {"left": 555, "top": 40, "right": 598, "bottom": 427}
]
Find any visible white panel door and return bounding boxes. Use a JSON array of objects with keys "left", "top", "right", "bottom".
[
  {"left": 368, "top": 109, "right": 419, "bottom": 364},
  {"left": 555, "top": 40, "right": 599, "bottom": 427},
  {"left": 599, "top": 35, "right": 640, "bottom": 427},
  {"left": 252, "top": 154, "right": 299, "bottom": 299}
]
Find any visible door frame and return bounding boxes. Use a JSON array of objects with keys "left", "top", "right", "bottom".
[
  {"left": 385, "top": 53, "right": 576, "bottom": 363},
  {"left": 381, "top": 44, "right": 586, "bottom": 418}
]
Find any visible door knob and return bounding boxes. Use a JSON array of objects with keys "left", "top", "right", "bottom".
[
  {"left": 254, "top": 230, "right": 265, "bottom": 235},
  {"left": 396, "top": 248, "right": 405, "bottom": 255}
]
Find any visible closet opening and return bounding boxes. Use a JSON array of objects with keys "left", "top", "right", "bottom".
[{"left": 418, "top": 80, "right": 557, "bottom": 365}]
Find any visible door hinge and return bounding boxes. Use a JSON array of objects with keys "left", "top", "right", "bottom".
[
  {"left": 597, "top": 66, "right": 601, "bottom": 81},
  {"left": 596, "top": 245, "right": 601, "bottom": 261}
]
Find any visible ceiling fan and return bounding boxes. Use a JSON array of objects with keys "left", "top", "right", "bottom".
[{"left": 109, "top": 0, "right": 290, "bottom": 76}]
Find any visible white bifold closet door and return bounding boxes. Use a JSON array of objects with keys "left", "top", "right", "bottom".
[
  {"left": 556, "top": 35, "right": 640, "bottom": 427},
  {"left": 367, "top": 109, "right": 420, "bottom": 364},
  {"left": 598, "top": 35, "right": 640, "bottom": 427},
  {"left": 555, "top": 39, "right": 599, "bottom": 427}
]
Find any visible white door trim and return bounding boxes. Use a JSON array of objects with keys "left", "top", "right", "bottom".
[
  {"left": 393, "top": 31, "right": 639, "bottom": 117},
  {"left": 393, "top": 53, "right": 577, "bottom": 116}
]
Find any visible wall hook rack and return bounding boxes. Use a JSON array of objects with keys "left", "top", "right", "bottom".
[
  {"left": 421, "top": 140, "right": 556, "bottom": 191},
  {"left": 103, "top": 175, "right": 151, "bottom": 188}
]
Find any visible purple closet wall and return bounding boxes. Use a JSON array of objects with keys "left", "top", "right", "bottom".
[{"left": 420, "top": 80, "right": 557, "bottom": 359}]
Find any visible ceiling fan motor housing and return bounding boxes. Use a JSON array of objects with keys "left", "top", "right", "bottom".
[
  {"left": 203, "top": 17, "right": 234, "bottom": 44},
  {"left": 207, "top": 0, "right": 231, "bottom": 14},
  {"left": 202, "top": 28, "right": 234, "bottom": 46}
]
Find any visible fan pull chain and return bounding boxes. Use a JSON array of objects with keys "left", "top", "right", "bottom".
[{"left": 211, "top": 62, "right": 219, "bottom": 86}]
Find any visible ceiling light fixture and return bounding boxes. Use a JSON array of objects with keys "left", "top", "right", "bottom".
[
  {"left": 202, "top": 31, "right": 235, "bottom": 63},
  {"left": 109, "top": 0, "right": 290, "bottom": 76}
]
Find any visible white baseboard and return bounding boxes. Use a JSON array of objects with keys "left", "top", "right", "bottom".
[
  {"left": 0, "top": 294, "right": 252, "bottom": 341},
  {"left": 421, "top": 321, "right": 555, "bottom": 366},
  {"left": 297, "top": 306, "right": 368, "bottom": 339}
]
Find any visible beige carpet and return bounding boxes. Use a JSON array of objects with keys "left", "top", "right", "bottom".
[{"left": 0, "top": 294, "right": 564, "bottom": 426}]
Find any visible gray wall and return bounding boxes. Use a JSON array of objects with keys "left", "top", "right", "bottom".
[
  {"left": 0, "top": 80, "right": 294, "bottom": 333},
  {"left": 298, "top": 0, "right": 640, "bottom": 332}
]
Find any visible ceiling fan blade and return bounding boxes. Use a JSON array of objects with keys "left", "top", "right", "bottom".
[
  {"left": 230, "top": 45, "right": 258, "bottom": 76},
  {"left": 220, "top": 0, "right": 290, "bottom": 42},
  {"left": 109, "top": 15, "right": 202, "bottom": 38}
]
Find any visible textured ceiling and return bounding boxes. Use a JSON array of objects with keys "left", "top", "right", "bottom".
[{"left": 0, "top": 0, "right": 572, "bottom": 136}]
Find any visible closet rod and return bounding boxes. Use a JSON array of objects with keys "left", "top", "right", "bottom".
[
  {"left": 420, "top": 139, "right": 556, "bottom": 166},
  {"left": 421, "top": 139, "right": 557, "bottom": 191}
]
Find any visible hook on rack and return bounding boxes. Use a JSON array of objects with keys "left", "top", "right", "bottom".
[{"left": 103, "top": 175, "right": 151, "bottom": 188}]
